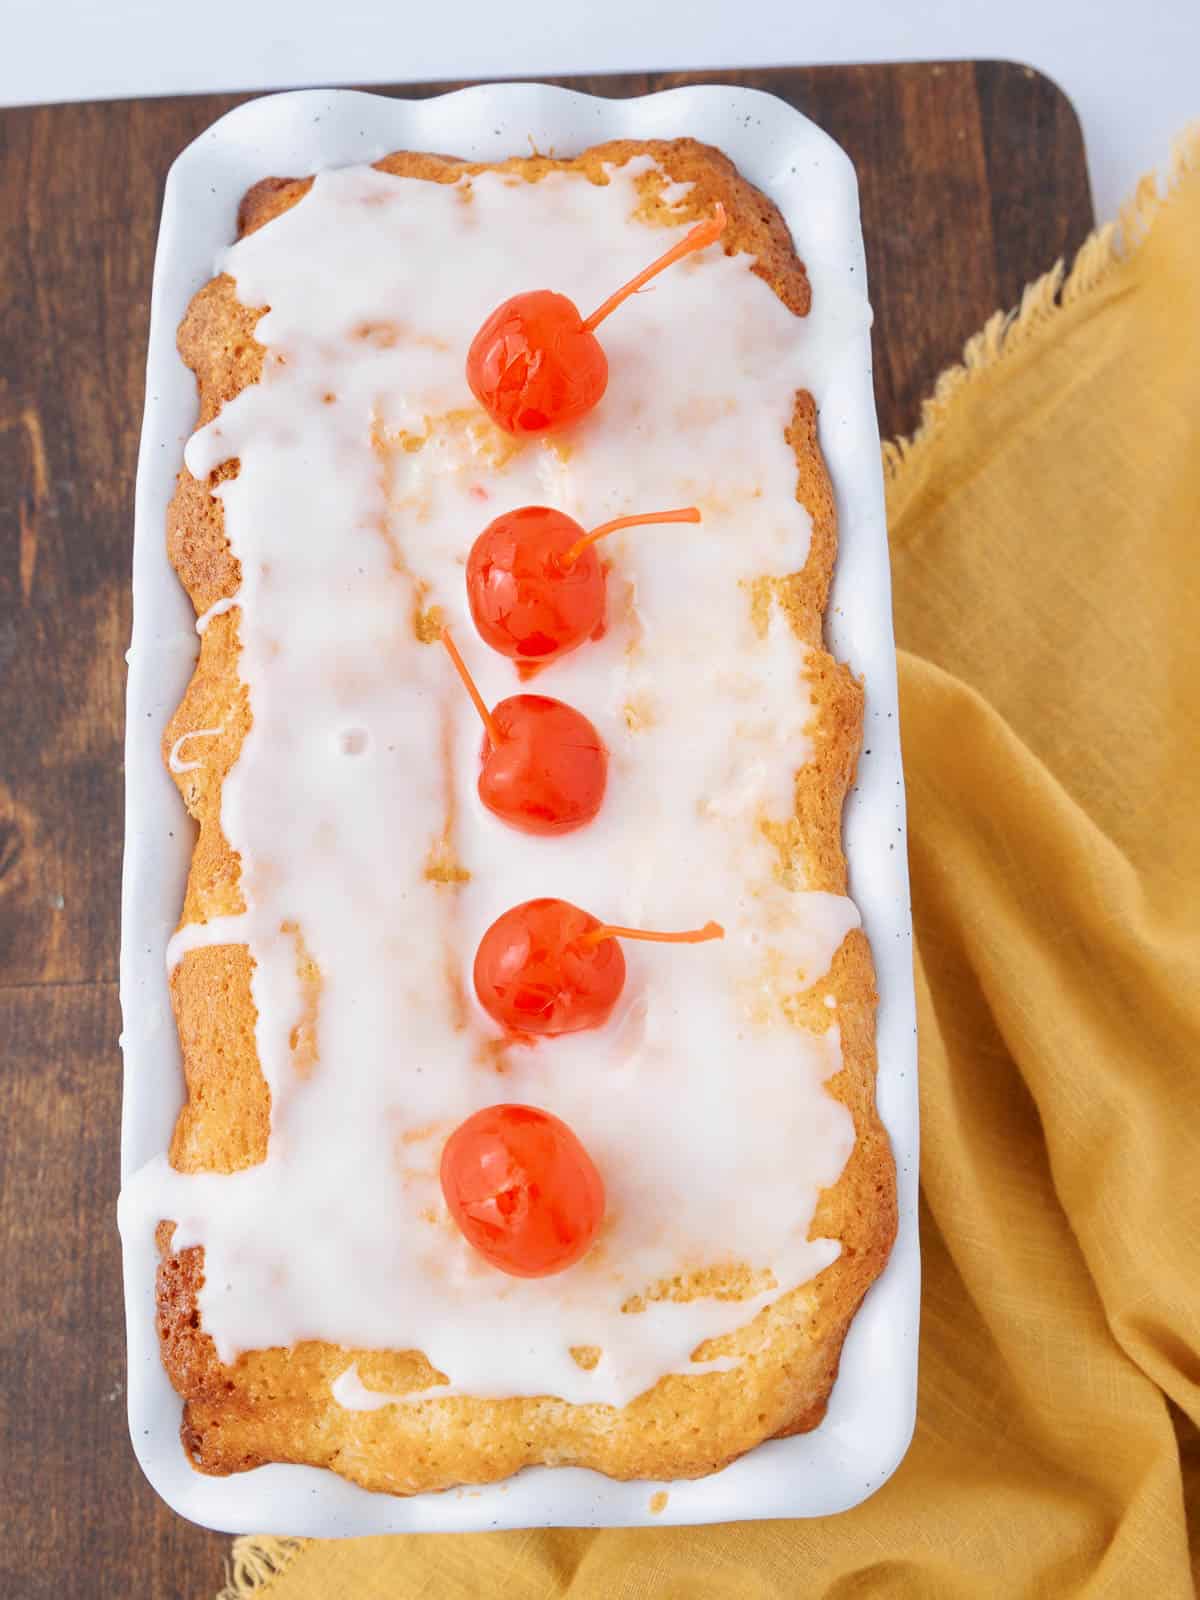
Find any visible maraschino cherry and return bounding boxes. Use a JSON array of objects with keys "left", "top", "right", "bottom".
[
  {"left": 466, "top": 204, "right": 727, "bottom": 436},
  {"left": 474, "top": 897, "right": 724, "bottom": 1037},
  {"left": 467, "top": 504, "right": 701, "bottom": 664},
  {"left": 440, "top": 1103, "right": 605, "bottom": 1277},
  {"left": 441, "top": 630, "right": 607, "bottom": 834}
]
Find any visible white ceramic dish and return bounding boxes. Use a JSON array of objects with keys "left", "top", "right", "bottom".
[{"left": 120, "top": 82, "right": 919, "bottom": 1535}]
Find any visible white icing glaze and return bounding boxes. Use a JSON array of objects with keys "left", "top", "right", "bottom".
[
  {"left": 119, "top": 157, "right": 868, "bottom": 1408},
  {"left": 165, "top": 914, "right": 250, "bottom": 970},
  {"left": 330, "top": 1346, "right": 740, "bottom": 1415},
  {"left": 195, "top": 595, "right": 239, "bottom": 634},
  {"left": 331, "top": 1361, "right": 441, "bottom": 1410},
  {"left": 168, "top": 726, "right": 223, "bottom": 774}
]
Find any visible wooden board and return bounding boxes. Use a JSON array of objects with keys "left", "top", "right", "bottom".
[{"left": 0, "top": 63, "right": 1091, "bottom": 1598}]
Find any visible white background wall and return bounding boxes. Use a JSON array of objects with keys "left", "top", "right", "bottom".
[{"left": 3, "top": 0, "right": 1197, "bottom": 221}]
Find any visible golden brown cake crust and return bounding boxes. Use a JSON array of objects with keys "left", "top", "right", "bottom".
[{"left": 156, "top": 137, "right": 897, "bottom": 1493}]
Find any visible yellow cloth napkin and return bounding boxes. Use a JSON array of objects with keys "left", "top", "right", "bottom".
[{"left": 217, "top": 131, "right": 1200, "bottom": 1600}]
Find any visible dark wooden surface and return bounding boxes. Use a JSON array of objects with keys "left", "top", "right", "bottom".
[{"left": 0, "top": 62, "right": 1091, "bottom": 1598}]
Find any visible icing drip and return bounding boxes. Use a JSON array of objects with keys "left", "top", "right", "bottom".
[{"left": 168, "top": 726, "right": 223, "bottom": 774}]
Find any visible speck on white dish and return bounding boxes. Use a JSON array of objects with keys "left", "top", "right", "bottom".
[{"left": 120, "top": 82, "right": 919, "bottom": 1535}]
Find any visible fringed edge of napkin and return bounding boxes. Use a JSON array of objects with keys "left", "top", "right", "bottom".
[
  {"left": 882, "top": 122, "right": 1200, "bottom": 489},
  {"left": 216, "top": 1536, "right": 306, "bottom": 1599},
  {"left": 211, "top": 118, "right": 1200, "bottom": 1600}
]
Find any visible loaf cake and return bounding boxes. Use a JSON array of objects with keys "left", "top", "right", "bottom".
[{"left": 121, "top": 137, "right": 897, "bottom": 1494}]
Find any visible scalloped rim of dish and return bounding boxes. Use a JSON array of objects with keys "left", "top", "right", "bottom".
[{"left": 120, "top": 82, "right": 919, "bottom": 1535}]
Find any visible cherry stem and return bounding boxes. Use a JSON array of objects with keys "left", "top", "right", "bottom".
[
  {"left": 582, "top": 920, "right": 725, "bottom": 948},
  {"left": 581, "top": 203, "right": 728, "bottom": 334},
  {"left": 561, "top": 506, "right": 701, "bottom": 569},
  {"left": 441, "top": 629, "right": 501, "bottom": 748}
]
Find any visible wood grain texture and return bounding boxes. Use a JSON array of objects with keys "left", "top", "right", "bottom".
[{"left": 0, "top": 62, "right": 1091, "bottom": 1598}]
